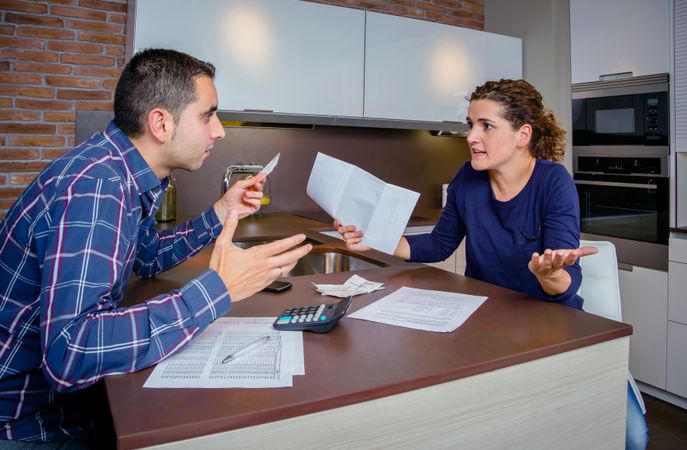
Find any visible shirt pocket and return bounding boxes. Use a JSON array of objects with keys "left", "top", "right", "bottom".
[{"left": 517, "top": 223, "right": 542, "bottom": 266}]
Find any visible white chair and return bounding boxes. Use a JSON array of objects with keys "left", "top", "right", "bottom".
[{"left": 578, "top": 240, "right": 646, "bottom": 414}]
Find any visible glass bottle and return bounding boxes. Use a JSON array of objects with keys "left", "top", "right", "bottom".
[
  {"left": 156, "top": 174, "right": 176, "bottom": 222},
  {"left": 260, "top": 177, "right": 272, "bottom": 208},
  {"left": 244, "top": 173, "right": 271, "bottom": 217}
]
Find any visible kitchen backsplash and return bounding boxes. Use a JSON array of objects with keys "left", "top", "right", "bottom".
[{"left": 174, "top": 125, "right": 470, "bottom": 216}]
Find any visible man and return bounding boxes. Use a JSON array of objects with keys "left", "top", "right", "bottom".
[{"left": 0, "top": 49, "right": 312, "bottom": 446}]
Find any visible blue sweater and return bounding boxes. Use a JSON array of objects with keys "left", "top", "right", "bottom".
[{"left": 406, "top": 160, "right": 583, "bottom": 309}]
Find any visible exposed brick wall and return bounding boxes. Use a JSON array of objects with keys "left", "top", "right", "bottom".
[
  {"left": 306, "top": 0, "right": 484, "bottom": 29},
  {"left": 0, "top": 0, "right": 481, "bottom": 219},
  {"left": 0, "top": 0, "right": 126, "bottom": 218}
]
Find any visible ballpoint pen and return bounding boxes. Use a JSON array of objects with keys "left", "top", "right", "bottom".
[{"left": 221, "top": 336, "right": 271, "bottom": 364}]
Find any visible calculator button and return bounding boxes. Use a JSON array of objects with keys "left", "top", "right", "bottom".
[
  {"left": 277, "top": 316, "right": 291, "bottom": 324},
  {"left": 290, "top": 317, "right": 298, "bottom": 324},
  {"left": 320, "top": 315, "right": 327, "bottom": 321},
  {"left": 306, "top": 314, "right": 313, "bottom": 322},
  {"left": 298, "top": 316, "right": 306, "bottom": 323}
]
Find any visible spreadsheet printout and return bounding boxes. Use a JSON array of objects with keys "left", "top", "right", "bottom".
[{"left": 144, "top": 317, "right": 304, "bottom": 388}]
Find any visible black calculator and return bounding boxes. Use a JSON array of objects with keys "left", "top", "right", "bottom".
[{"left": 273, "top": 296, "right": 352, "bottom": 333}]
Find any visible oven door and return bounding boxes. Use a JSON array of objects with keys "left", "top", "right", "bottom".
[
  {"left": 586, "top": 94, "right": 645, "bottom": 145},
  {"left": 575, "top": 174, "right": 669, "bottom": 245}
]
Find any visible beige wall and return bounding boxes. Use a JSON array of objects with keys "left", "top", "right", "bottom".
[{"left": 484, "top": 0, "right": 573, "bottom": 171}]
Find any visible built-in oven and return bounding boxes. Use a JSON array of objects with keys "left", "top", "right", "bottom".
[
  {"left": 572, "top": 74, "right": 670, "bottom": 271},
  {"left": 573, "top": 155, "right": 669, "bottom": 271}
]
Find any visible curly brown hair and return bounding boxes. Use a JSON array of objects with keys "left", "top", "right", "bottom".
[{"left": 469, "top": 79, "right": 566, "bottom": 162}]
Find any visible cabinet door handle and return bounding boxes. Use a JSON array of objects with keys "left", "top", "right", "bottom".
[
  {"left": 574, "top": 180, "right": 658, "bottom": 190},
  {"left": 598, "top": 71, "right": 633, "bottom": 81}
]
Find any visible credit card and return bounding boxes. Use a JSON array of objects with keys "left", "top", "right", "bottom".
[{"left": 261, "top": 153, "right": 280, "bottom": 176}]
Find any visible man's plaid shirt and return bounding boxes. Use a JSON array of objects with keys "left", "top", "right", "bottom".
[{"left": 0, "top": 122, "right": 229, "bottom": 442}]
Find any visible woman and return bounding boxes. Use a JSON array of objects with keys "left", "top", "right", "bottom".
[{"left": 335, "top": 79, "right": 648, "bottom": 449}]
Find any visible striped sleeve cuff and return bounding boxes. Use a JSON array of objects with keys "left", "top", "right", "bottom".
[
  {"left": 179, "top": 269, "right": 231, "bottom": 329},
  {"left": 192, "top": 206, "right": 223, "bottom": 242}
]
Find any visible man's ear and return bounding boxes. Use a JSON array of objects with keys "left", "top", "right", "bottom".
[
  {"left": 516, "top": 123, "right": 533, "bottom": 149},
  {"left": 146, "top": 108, "right": 174, "bottom": 144}
]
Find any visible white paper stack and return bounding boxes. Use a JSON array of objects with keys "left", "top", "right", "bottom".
[
  {"left": 348, "top": 287, "right": 488, "bottom": 333},
  {"left": 312, "top": 274, "right": 384, "bottom": 298}
]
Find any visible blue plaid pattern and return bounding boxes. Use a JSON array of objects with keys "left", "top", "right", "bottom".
[{"left": 0, "top": 122, "right": 230, "bottom": 442}]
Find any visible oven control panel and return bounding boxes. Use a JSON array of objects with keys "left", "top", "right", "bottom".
[{"left": 575, "top": 156, "right": 665, "bottom": 176}]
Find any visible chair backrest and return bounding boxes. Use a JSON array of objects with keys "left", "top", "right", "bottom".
[
  {"left": 578, "top": 240, "right": 647, "bottom": 414},
  {"left": 578, "top": 240, "right": 622, "bottom": 322}
]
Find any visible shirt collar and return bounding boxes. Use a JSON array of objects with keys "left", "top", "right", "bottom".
[{"left": 103, "top": 121, "right": 162, "bottom": 195}]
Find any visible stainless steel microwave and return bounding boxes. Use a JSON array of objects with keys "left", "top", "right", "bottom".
[{"left": 572, "top": 73, "right": 669, "bottom": 150}]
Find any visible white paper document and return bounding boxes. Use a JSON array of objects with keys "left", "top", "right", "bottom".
[
  {"left": 306, "top": 152, "right": 420, "bottom": 254},
  {"left": 144, "top": 317, "right": 303, "bottom": 388},
  {"left": 348, "top": 286, "right": 487, "bottom": 333}
]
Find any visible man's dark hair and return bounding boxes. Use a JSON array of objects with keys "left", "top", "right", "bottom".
[{"left": 114, "top": 48, "right": 215, "bottom": 137}]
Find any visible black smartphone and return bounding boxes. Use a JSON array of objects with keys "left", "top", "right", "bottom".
[{"left": 262, "top": 280, "right": 293, "bottom": 293}]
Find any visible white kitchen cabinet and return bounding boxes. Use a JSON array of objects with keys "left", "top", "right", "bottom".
[
  {"left": 133, "top": 1, "right": 523, "bottom": 125},
  {"left": 424, "top": 255, "right": 456, "bottom": 273},
  {"left": 619, "top": 265, "right": 668, "bottom": 389},
  {"left": 364, "top": 12, "right": 522, "bottom": 122},
  {"left": 133, "top": 0, "right": 365, "bottom": 116},
  {"left": 667, "top": 321, "right": 687, "bottom": 398},
  {"left": 425, "top": 242, "right": 467, "bottom": 274},
  {"left": 569, "top": 0, "right": 670, "bottom": 83},
  {"left": 454, "top": 240, "right": 467, "bottom": 275},
  {"left": 404, "top": 229, "right": 455, "bottom": 273},
  {"left": 678, "top": 156, "right": 687, "bottom": 226},
  {"left": 668, "top": 262, "right": 687, "bottom": 324},
  {"left": 669, "top": 236, "right": 687, "bottom": 325},
  {"left": 402, "top": 229, "right": 467, "bottom": 274},
  {"left": 675, "top": 0, "right": 687, "bottom": 153}
]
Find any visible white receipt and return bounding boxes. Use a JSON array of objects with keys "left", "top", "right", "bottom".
[
  {"left": 143, "top": 317, "right": 303, "bottom": 388},
  {"left": 348, "top": 286, "right": 487, "bottom": 333},
  {"left": 261, "top": 153, "right": 280, "bottom": 176},
  {"left": 306, "top": 153, "right": 420, "bottom": 254},
  {"left": 312, "top": 274, "right": 384, "bottom": 298}
]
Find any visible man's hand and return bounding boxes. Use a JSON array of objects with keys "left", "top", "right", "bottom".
[
  {"left": 214, "top": 172, "right": 266, "bottom": 222},
  {"left": 528, "top": 245, "right": 598, "bottom": 296},
  {"left": 209, "top": 210, "right": 312, "bottom": 302}
]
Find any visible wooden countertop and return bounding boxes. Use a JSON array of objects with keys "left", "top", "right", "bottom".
[
  {"left": 106, "top": 212, "right": 632, "bottom": 449},
  {"left": 671, "top": 227, "right": 687, "bottom": 235}
]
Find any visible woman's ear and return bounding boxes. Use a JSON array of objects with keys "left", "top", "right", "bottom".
[
  {"left": 146, "top": 108, "right": 174, "bottom": 144},
  {"left": 516, "top": 123, "right": 533, "bottom": 148}
]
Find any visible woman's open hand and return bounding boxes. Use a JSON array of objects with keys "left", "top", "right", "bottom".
[{"left": 528, "top": 245, "right": 598, "bottom": 296}]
